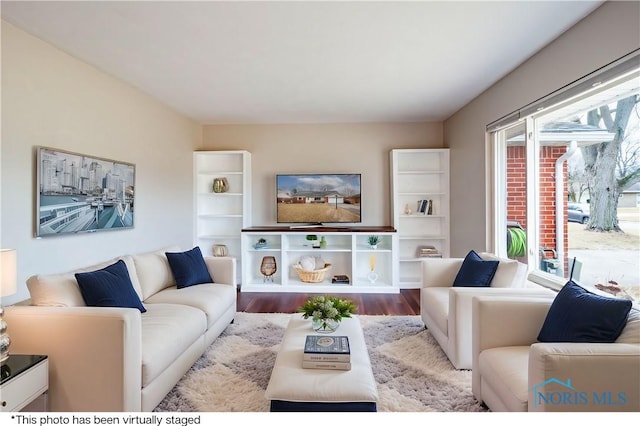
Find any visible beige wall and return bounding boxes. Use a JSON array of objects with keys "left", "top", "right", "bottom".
[
  {"left": 202, "top": 123, "right": 443, "bottom": 226},
  {"left": 444, "top": 1, "right": 640, "bottom": 257},
  {"left": 1, "top": 21, "right": 202, "bottom": 304}
]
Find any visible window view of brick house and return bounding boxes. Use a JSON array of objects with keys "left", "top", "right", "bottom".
[{"left": 496, "top": 73, "right": 639, "bottom": 301}]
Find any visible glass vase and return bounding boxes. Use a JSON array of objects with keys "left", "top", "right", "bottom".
[{"left": 312, "top": 318, "right": 340, "bottom": 333}]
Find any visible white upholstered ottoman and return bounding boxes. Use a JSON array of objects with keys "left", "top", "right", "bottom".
[{"left": 265, "top": 316, "right": 379, "bottom": 412}]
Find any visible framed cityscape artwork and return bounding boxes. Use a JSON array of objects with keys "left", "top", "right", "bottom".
[{"left": 35, "top": 146, "right": 135, "bottom": 237}]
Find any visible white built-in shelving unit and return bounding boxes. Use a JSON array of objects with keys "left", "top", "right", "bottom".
[
  {"left": 241, "top": 227, "right": 398, "bottom": 293},
  {"left": 194, "top": 150, "right": 251, "bottom": 283},
  {"left": 390, "top": 149, "right": 450, "bottom": 288}
]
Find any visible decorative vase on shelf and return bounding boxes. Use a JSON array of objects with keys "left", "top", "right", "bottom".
[
  {"left": 260, "top": 256, "right": 277, "bottom": 282},
  {"left": 212, "top": 244, "right": 228, "bottom": 257},
  {"left": 367, "top": 270, "right": 379, "bottom": 284},
  {"left": 312, "top": 318, "right": 340, "bottom": 333},
  {"left": 212, "top": 177, "right": 229, "bottom": 193},
  {"left": 319, "top": 236, "right": 327, "bottom": 249}
]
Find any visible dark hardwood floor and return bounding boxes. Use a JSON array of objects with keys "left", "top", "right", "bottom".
[{"left": 237, "top": 288, "right": 421, "bottom": 315}]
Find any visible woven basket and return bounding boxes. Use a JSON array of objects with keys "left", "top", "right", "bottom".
[{"left": 293, "top": 263, "right": 332, "bottom": 283}]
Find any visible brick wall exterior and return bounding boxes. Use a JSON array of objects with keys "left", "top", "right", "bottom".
[{"left": 507, "top": 145, "right": 569, "bottom": 275}]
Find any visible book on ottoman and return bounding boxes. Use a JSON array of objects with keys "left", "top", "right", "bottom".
[
  {"left": 303, "top": 335, "right": 350, "bottom": 362},
  {"left": 302, "top": 360, "right": 351, "bottom": 370}
]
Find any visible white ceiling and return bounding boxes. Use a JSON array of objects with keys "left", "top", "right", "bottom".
[{"left": 1, "top": 1, "right": 604, "bottom": 124}]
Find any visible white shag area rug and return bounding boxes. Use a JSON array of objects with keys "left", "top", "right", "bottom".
[{"left": 154, "top": 312, "right": 487, "bottom": 412}]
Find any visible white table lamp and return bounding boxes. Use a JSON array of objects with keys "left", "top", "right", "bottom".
[{"left": 1, "top": 249, "right": 17, "bottom": 362}]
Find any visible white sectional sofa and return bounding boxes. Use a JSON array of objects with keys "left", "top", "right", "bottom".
[
  {"left": 5, "top": 246, "right": 237, "bottom": 412},
  {"left": 420, "top": 252, "right": 555, "bottom": 369},
  {"left": 472, "top": 295, "right": 640, "bottom": 411}
]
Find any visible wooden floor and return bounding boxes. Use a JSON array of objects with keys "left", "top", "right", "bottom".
[{"left": 237, "top": 288, "right": 421, "bottom": 315}]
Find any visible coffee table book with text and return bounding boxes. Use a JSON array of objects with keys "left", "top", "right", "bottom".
[{"left": 302, "top": 335, "right": 351, "bottom": 370}]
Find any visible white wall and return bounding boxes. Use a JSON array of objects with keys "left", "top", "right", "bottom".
[
  {"left": 1, "top": 21, "right": 202, "bottom": 304},
  {"left": 202, "top": 122, "right": 443, "bottom": 226},
  {"left": 444, "top": 1, "right": 640, "bottom": 257}
]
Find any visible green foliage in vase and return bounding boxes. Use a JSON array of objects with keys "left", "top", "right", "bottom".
[
  {"left": 298, "top": 295, "right": 357, "bottom": 322},
  {"left": 368, "top": 235, "right": 380, "bottom": 246}
]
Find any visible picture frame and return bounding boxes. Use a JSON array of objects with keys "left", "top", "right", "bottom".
[{"left": 35, "top": 146, "right": 135, "bottom": 237}]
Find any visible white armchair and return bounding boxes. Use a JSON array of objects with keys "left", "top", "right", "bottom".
[
  {"left": 472, "top": 296, "right": 640, "bottom": 412},
  {"left": 420, "top": 252, "right": 555, "bottom": 369}
]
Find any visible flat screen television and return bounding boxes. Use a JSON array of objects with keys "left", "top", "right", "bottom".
[{"left": 276, "top": 174, "right": 361, "bottom": 224}]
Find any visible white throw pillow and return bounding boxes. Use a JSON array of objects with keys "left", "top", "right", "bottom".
[
  {"left": 616, "top": 307, "right": 640, "bottom": 344},
  {"left": 27, "top": 255, "right": 141, "bottom": 307}
]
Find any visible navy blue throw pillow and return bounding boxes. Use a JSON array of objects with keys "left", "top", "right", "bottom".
[
  {"left": 452, "top": 250, "right": 500, "bottom": 287},
  {"left": 538, "top": 281, "right": 632, "bottom": 343},
  {"left": 166, "top": 247, "right": 213, "bottom": 289},
  {"left": 75, "top": 260, "right": 146, "bottom": 313}
]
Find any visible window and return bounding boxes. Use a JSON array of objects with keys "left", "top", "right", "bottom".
[{"left": 490, "top": 55, "right": 639, "bottom": 300}]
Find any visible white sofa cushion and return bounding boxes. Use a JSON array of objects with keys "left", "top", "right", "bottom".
[
  {"left": 133, "top": 246, "right": 180, "bottom": 300},
  {"left": 145, "top": 283, "right": 236, "bottom": 329},
  {"left": 478, "top": 346, "right": 530, "bottom": 412},
  {"left": 420, "top": 287, "right": 449, "bottom": 334},
  {"left": 141, "top": 303, "right": 207, "bottom": 387},
  {"left": 26, "top": 255, "right": 142, "bottom": 307}
]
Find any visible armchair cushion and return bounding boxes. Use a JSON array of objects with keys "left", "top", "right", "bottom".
[
  {"left": 537, "top": 281, "right": 632, "bottom": 343},
  {"left": 166, "top": 247, "right": 213, "bottom": 289},
  {"left": 75, "top": 260, "right": 146, "bottom": 313},
  {"left": 452, "top": 250, "right": 499, "bottom": 287}
]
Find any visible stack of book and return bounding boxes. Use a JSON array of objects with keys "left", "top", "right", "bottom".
[
  {"left": 418, "top": 245, "right": 442, "bottom": 258},
  {"left": 302, "top": 335, "right": 351, "bottom": 370},
  {"left": 416, "top": 199, "right": 434, "bottom": 215},
  {"left": 331, "top": 274, "right": 350, "bottom": 284}
]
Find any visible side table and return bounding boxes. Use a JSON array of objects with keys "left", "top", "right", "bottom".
[{"left": 1, "top": 355, "right": 48, "bottom": 412}]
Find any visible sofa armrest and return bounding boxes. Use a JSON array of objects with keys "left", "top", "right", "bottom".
[
  {"left": 528, "top": 343, "right": 640, "bottom": 411},
  {"left": 422, "top": 258, "right": 463, "bottom": 288},
  {"left": 204, "top": 256, "right": 237, "bottom": 287},
  {"left": 5, "top": 305, "right": 142, "bottom": 412},
  {"left": 471, "top": 296, "right": 553, "bottom": 399},
  {"left": 447, "top": 287, "right": 555, "bottom": 369}
]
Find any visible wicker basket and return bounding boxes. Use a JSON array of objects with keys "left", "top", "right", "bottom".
[{"left": 293, "top": 263, "right": 332, "bottom": 283}]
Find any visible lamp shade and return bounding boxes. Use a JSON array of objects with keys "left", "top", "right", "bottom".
[{"left": 1, "top": 249, "right": 17, "bottom": 297}]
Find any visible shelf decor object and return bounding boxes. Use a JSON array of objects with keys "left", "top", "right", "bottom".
[
  {"left": 260, "top": 256, "right": 277, "bottom": 283},
  {"left": 367, "top": 254, "right": 378, "bottom": 284},
  {"left": 294, "top": 263, "right": 332, "bottom": 283},
  {"left": 0, "top": 249, "right": 17, "bottom": 362},
  {"left": 368, "top": 235, "right": 380, "bottom": 249},
  {"left": 212, "top": 244, "right": 228, "bottom": 257},
  {"left": 254, "top": 238, "right": 269, "bottom": 249},
  {"left": 212, "top": 177, "right": 229, "bottom": 193}
]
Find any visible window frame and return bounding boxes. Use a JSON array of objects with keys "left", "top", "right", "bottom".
[{"left": 488, "top": 51, "right": 640, "bottom": 291}]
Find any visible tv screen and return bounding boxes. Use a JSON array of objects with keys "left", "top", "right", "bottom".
[{"left": 276, "top": 174, "right": 361, "bottom": 224}]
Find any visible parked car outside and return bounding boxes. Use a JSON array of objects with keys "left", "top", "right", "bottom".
[{"left": 568, "top": 202, "right": 590, "bottom": 224}]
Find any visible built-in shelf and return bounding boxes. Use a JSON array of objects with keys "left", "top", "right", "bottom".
[
  {"left": 241, "top": 226, "right": 398, "bottom": 293},
  {"left": 194, "top": 150, "right": 251, "bottom": 284},
  {"left": 390, "top": 149, "right": 450, "bottom": 289}
]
